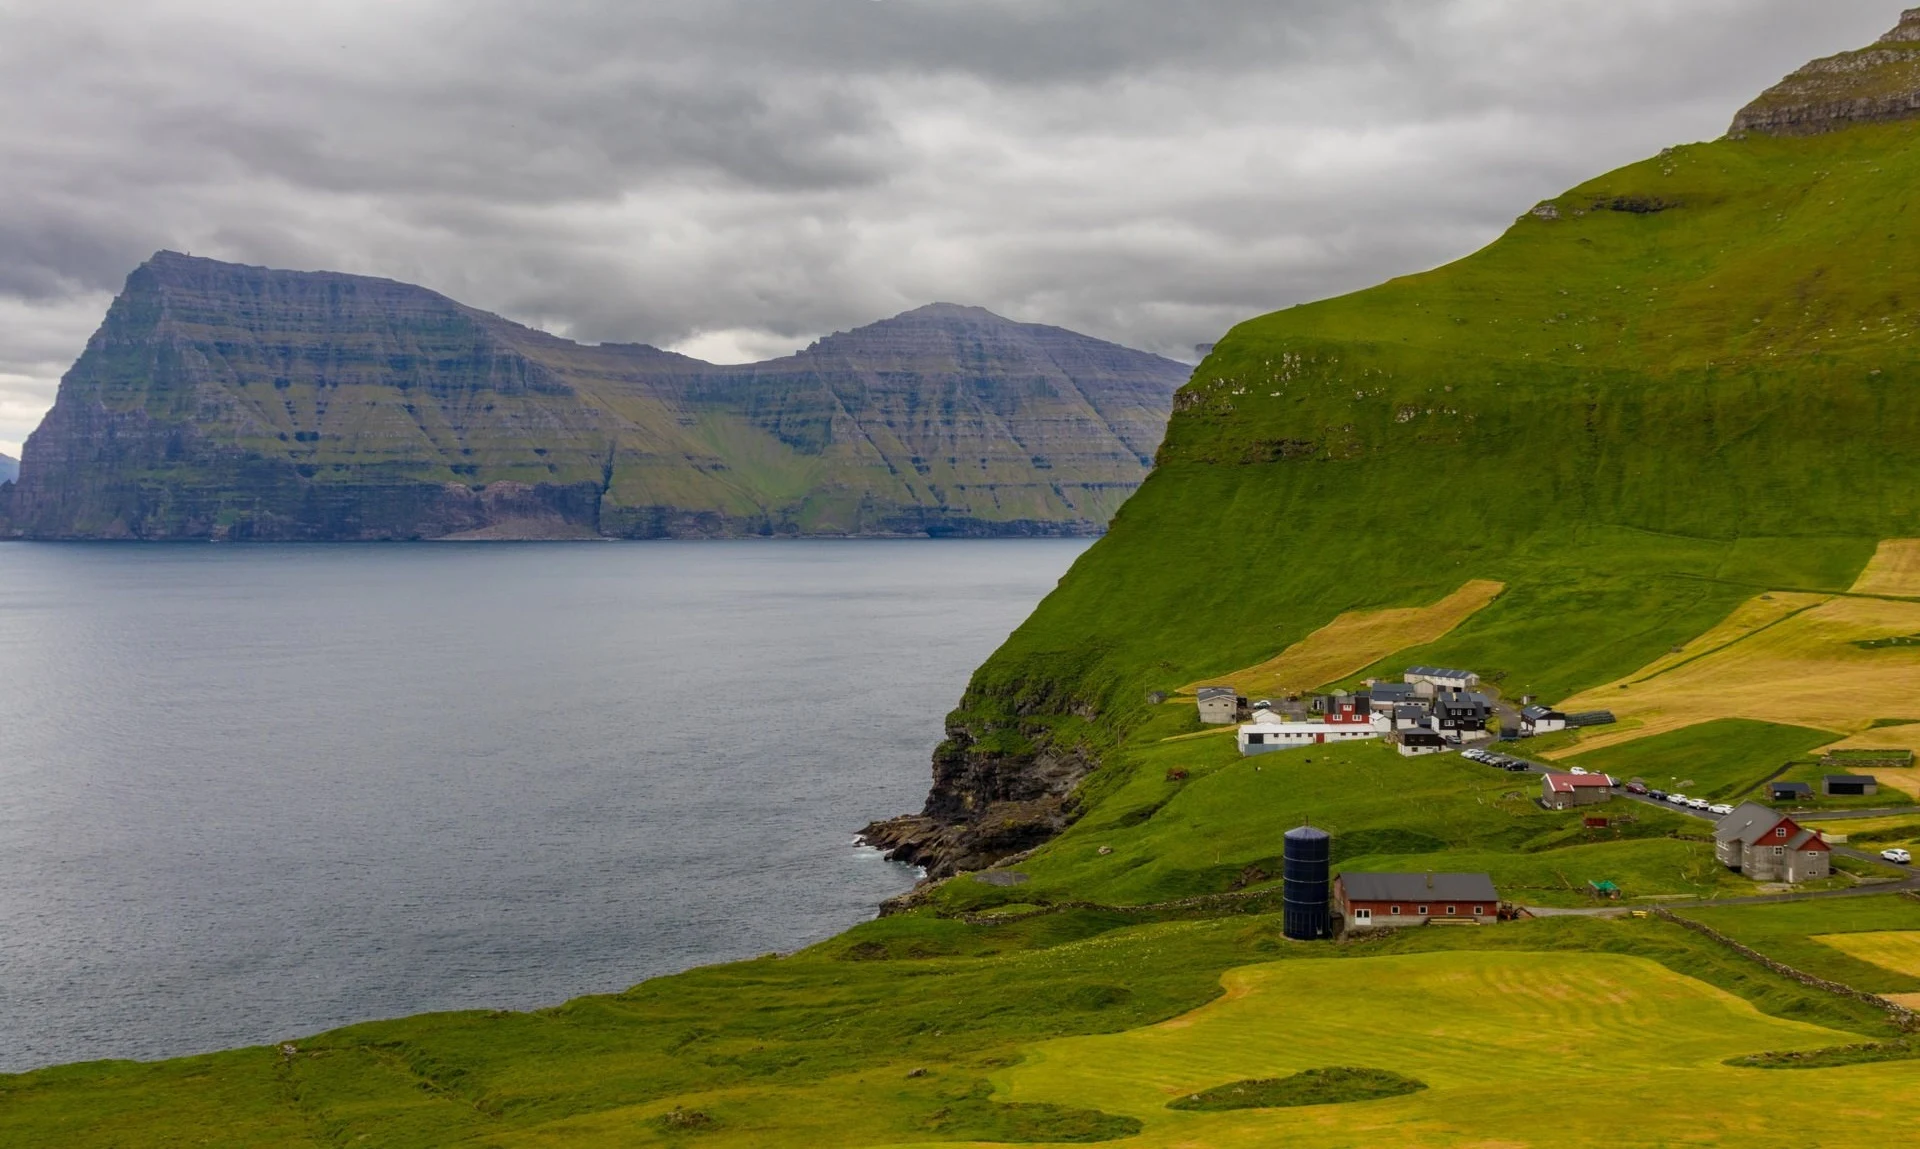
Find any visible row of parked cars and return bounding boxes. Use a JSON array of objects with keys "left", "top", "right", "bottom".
[
  {"left": 1628, "top": 787, "right": 1738, "bottom": 817},
  {"left": 1463, "top": 747, "right": 1537, "bottom": 772}
]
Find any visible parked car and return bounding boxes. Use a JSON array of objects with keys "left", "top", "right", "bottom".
[
  {"left": 1569, "top": 767, "right": 1588, "bottom": 775},
  {"left": 1648, "top": 790, "right": 1668, "bottom": 801},
  {"left": 1708, "top": 803, "right": 1735, "bottom": 816},
  {"left": 1688, "top": 798, "right": 1711, "bottom": 811},
  {"left": 1625, "top": 781, "right": 1649, "bottom": 795},
  {"left": 1506, "top": 762, "right": 1531, "bottom": 772},
  {"left": 1667, "top": 793, "right": 1690, "bottom": 805},
  {"left": 1883, "top": 848, "right": 1913, "bottom": 865}
]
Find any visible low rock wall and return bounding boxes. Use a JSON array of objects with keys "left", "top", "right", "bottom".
[{"left": 1652, "top": 908, "right": 1916, "bottom": 1031}]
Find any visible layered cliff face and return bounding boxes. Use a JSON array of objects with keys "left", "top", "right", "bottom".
[
  {"left": 0, "top": 254, "right": 1186, "bottom": 540},
  {"left": 1730, "top": 7, "right": 1920, "bottom": 137},
  {"left": 878, "top": 13, "right": 1920, "bottom": 879}
]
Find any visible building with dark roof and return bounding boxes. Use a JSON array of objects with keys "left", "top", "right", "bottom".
[
  {"left": 1769, "top": 780, "right": 1814, "bottom": 801},
  {"left": 1365, "top": 683, "right": 1420, "bottom": 710},
  {"left": 1823, "top": 774, "right": 1879, "bottom": 797},
  {"left": 1398, "top": 730, "right": 1449, "bottom": 757},
  {"left": 1333, "top": 872, "right": 1500, "bottom": 930},
  {"left": 1713, "top": 801, "right": 1831, "bottom": 883},
  {"left": 1432, "top": 689, "right": 1494, "bottom": 742},
  {"left": 1520, "top": 705, "right": 1568, "bottom": 736},
  {"left": 1196, "top": 686, "right": 1239, "bottom": 725},
  {"left": 1404, "top": 666, "right": 1480, "bottom": 691}
]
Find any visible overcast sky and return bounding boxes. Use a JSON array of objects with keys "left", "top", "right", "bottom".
[{"left": 0, "top": 1, "right": 1901, "bottom": 456}]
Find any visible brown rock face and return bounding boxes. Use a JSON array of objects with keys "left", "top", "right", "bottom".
[
  {"left": 1, "top": 254, "right": 1187, "bottom": 540},
  {"left": 1729, "top": 9, "right": 1920, "bottom": 137}
]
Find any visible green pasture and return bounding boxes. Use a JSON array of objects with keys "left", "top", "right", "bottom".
[
  {"left": 914, "top": 951, "right": 1915, "bottom": 1149},
  {"left": 1680, "top": 895, "right": 1920, "bottom": 994},
  {"left": 1564, "top": 719, "right": 1839, "bottom": 801}
]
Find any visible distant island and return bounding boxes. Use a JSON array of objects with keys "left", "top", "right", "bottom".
[
  {"left": 0, "top": 452, "right": 16, "bottom": 485},
  {"left": 0, "top": 254, "right": 1188, "bottom": 540}
]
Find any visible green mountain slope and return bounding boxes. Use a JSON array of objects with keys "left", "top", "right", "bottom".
[
  {"left": 885, "top": 33, "right": 1920, "bottom": 875},
  {"left": 0, "top": 255, "right": 1186, "bottom": 539}
]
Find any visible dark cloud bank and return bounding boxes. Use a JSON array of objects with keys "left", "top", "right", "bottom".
[{"left": 0, "top": 0, "right": 1900, "bottom": 451}]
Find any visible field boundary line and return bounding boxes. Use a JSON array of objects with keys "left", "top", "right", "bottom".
[{"left": 1652, "top": 908, "right": 1917, "bottom": 1031}]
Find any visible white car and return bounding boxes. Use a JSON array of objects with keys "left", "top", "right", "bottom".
[
  {"left": 1463, "top": 749, "right": 1486, "bottom": 762},
  {"left": 1667, "top": 793, "right": 1689, "bottom": 805},
  {"left": 1708, "top": 803, "right": 1735, "bottom": 816},
  {"left": 1884, "top": 848, "right": 1913, "bottom": 865},
  {"left": 1569, "top": 767, "right": 1588, "bottom": 775},
  {"left": 1688, "top": 798, "right": 1712, "bottom": 811}
]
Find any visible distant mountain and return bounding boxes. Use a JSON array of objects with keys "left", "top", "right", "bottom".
[
  {"left": 0, "top": 254, "right": 1187, "bottom": 540},
  {"left": 0, "top": 452, "right": 16, "bottom": 485}
]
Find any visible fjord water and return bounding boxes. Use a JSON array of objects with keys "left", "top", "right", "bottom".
[{"left": 0, "top": 540, "right": 1087, "bottom": 1072}]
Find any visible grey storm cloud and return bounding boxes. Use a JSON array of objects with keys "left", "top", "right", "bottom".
[{"left": 0, "top": 0, "right": 1904, "bottom": 452}]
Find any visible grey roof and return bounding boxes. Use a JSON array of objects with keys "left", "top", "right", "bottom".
[
  {"left": 1713, "top": 801, "right": 1788, "bottom": 846},
  {"left": 1393, "top": 704, "right": 1429, "bottom": 719},
  {"left": 1406, "top": 666, "right": 1476, "bottom": 679},
  {"left": 1337, "top": 872, "right": 1499, "bottom": 903},
  {"left": 1284, "top": 824, "right": 1330, "bottom": 842},
  {"left": 1520, "top": 705, "right": 1565, "bottom": 721},
  {"left": 1369, "top": 683, "right": 1418, "bottom": 699},
  {"left": 1197, "top": 686, "right": 1237, "bottom": 701},
  {"left": 1824, "top": 773, "right": 1879, "bottom": 785},
  {"left": 1784, "top": 828, "right": 1825, "bottom": 850}
]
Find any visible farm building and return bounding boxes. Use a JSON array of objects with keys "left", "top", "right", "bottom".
[
  {"left": 1238, "top": 715, "right": 1386, "bottom": 756},
  {"left": 1541, "top": 772, "right": 1615, "bottom": 810},
  {"left": 1770, "top": 781, "right": 1814, "bottom": 802},
  {"left": 1197, "top": 686, "right": 1239, "bottom": 725},
  {"left": 1823, "top": 774, "right": 1879, "bottom": 797},
  {"left": 1398, "top": 731, "right": 1449, "bottom": 757},
  {"left": 1404, "top": 666, "right": 1480, "bottom": 692},
  {"left": 1334, "top": 872, "right": 1500, "bottom": 930},
  {"left": 1520, "top": 705, "right": 1568, "bottom": 736},
  {"left": 1713, "top": 802, "right": 1831, "bottom": 883}
]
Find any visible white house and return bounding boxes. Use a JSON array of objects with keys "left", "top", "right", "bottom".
[
  {"left": 1397, "top": 731, "right": 1450, "bottom": 757},
  {"left": 1520, "top": 705, "right": 1568, "bottom": 736},
  {"left": 1238, "top": 713, "right": 1388, "bottom": 756},
  {"left": 1404, "top": 666, "right": 1480, "bottom": 694}
]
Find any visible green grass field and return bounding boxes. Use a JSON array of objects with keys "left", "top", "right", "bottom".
[
  {"left": 922, "top": 951, "right": 1915, "bottom": 1149},
  {"left": 1680, "top": 895, "right": 1920, "bottom": 993},
  {"left": 1559, "top": 719, "right": 1840, "bottom": 801}
]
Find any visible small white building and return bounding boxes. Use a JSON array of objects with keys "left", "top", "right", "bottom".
[
  {"left": 1397, "top": 731, "right": 1450, "bottom": 757},
  {"left": 1520, "top": 705, "right": 1567, "bottom": 736},
  {"left": 1404, "top": 666, "right": 1480, "bottom": 693},
  {"left": 1238, "top": 714, "right": 1387, "bottom": 756}
]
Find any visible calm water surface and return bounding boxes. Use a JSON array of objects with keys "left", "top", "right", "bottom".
[{"left": 0, "top": 540, "right": 1087, "bottom": 1072}]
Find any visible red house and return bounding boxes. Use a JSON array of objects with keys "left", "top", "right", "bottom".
[
  {"left": 1324, "top": 695, "right": 1375, "bottom": 727},
  {"left": 1333, "top": 872, "right": 1500, "bottom": 930}
]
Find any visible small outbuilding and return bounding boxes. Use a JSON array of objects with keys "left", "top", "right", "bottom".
[
  {"left": 1541, "top": 772, "right": 1615, "bottom": 810},
  {"left": 1335, "top": 872, "right": 1500, "bottom": 930},
  {"left": 1520, "top": 705, "right": 1568, "bottom": 736},
  {"left": 1366, "top": 683, "right": 1420, "bottom": 710},
  {"left": 1197, "top": 686, "right": 1239, "bottom": 725},
  {"left": 1823, "top": 774, "right": 1880, "bottom": 797},
  {"left": 1769, "top": 781, "right": 1814, "bottom": 802}
]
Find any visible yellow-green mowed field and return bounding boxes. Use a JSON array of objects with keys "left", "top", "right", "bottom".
[{"left": 883, "top": 951, "right": 1918, "bottom": 1149}]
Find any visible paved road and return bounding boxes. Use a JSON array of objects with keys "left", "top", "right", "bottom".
[{"left": 1466, "top": 748, "right": 1920, "bottom": 909}]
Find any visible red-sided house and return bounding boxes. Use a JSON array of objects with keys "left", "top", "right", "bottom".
[
  {"left": 1713, "top": 802, "right": 1831, "bottom": 883},
  {"left": 1333, "top": 872, "right": 1500, "bottom": 930},
  {"left": 1540, "top": 772, "right": 1615, "bottom": 810},
  {"left": 1323, "top": 695, "right": 1375, "bottom": 727}
]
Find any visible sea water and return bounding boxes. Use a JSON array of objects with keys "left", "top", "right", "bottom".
[{"left": 0, "top": 540, "right": 1086, "bottom": 1071}]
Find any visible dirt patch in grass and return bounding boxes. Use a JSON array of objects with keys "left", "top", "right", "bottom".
[{"left": 1167, "top": 1067, "right": 1427, "bottom": 1112}]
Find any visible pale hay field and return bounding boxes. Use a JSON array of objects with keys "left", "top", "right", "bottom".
[
  {"left": 1188, "top": 579, "right": 1504, "bottom": 701},
  {"left": 1812, "top": 931, "right": 1920, "bottom": 980},
  {"left": 879, "top": 951, "right": 1918, "bottom": 1149},
  {"left": 1550, "top": 541, "right": 1920, "bottom": 796}
]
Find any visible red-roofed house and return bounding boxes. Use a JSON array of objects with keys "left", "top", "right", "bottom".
[{"left": 1540, "top": 772, "right": 1615, "bottom": 810}]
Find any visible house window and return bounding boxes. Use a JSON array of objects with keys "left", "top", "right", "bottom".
[
  {"left": 1774, "top": 846, "right": 1784, "bottom": 855},
  {"left": 1354, "top": 908, "right": 1372, "bottom": 923},
  {"left": 1473, "top": 905, "right": 1484, "bottom": 915},
  {"left": 1417, "top": 905, "right": 1429, "bottom": 915},
  {"left": 1389, "top": 905, "right": 1401, "bottom": 916},
  {"left": 1807, "top": 851, "right": 1820, "bottom": 858},
  {"left": 1775, "top": 827, "right": 1787, "bottom": 838},
  {"left": 1445, "top": 905, "right": 1457, "bottom": 916}
]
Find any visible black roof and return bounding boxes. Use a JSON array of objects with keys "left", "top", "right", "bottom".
[
  {"left": 1771, "top": 781, "right": 1813, "bottom": 793},
  {"left": 1825, "top": 773, "right": 1879, "bottom": 785},
  {"left": 1566, "top": 711, "right": 1617, "bottom": 727},
  {"left": 1337, "top": 872, "right": 1499, "bottom": 903},
  {"left": 1402, "top": 731, "right": 1447, "bottom": 745}
]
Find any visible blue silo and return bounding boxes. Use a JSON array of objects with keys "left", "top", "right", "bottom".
[{"left": 1282, "top": 824, "right": 1332, "bottom": 940}]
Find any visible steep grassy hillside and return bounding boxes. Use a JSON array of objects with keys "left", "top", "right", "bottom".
[
  {"left": 895, "top": 114, "right": 1920, "bottom": 872},
  {"left": 0, "top": 258, "right": 1186, "bottom": 540}
]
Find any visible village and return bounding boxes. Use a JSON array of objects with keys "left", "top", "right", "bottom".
[{"left": 1197, "top": 666, "right": 1917, "bottom": 932}]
